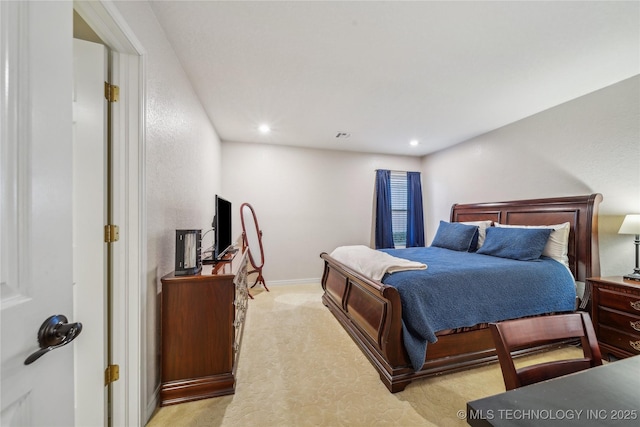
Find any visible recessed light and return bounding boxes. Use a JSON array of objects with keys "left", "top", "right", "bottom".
[
  {"left": 409, "top": 139, "right": 419, "bottom": 146},
  {"left": 258, "top": 124, "right": 271, "bottom": 134}
]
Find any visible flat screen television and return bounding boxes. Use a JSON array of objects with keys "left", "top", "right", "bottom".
[{"left": 213, "top": 195, "right": 233, "bottom": 260}]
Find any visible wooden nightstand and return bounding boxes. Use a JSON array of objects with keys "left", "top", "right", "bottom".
[{"left": 589, "top": 276, "right": 640, "bottom": 360}]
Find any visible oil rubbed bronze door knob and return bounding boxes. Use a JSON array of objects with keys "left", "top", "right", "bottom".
[{"left": 24, "top": 314, "right": 82, "bottom": 365}]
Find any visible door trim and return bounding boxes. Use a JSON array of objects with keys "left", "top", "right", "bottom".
[{"left": 74, "top": 1, "right": 147, "bottom": 425}]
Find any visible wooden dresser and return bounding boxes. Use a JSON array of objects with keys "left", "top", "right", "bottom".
[
  {"left": 159, "top": 248, "right": 249, "bottom": 406},
  {"left": 589, "top": 276, "right": 640, "bottom": 360}
]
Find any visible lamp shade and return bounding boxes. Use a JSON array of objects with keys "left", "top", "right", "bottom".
[{"left": 619, "top": 214, "right": 640, "bottom": 235}]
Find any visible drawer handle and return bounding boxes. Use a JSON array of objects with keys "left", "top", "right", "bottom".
[
  {"left": 631, "top": 340, "right": 640, "bottom": 352},
  {"left": 631, "top": 321, "right": 640, "bottom": 332},
  {"left": 631, "top": 300, "right": 640, "bottom": 311}
]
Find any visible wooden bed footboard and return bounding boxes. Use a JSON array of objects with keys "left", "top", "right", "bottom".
[
  {"left": 321, "top": 252, "right": 409, "bottom": 376},
  {"left": 321, "top": 251, "right": 502, "bottom": 392},
  {"left": 320, "top": 194, "right": 603, "bottom": 392}
]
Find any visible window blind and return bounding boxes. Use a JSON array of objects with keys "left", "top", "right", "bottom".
[{"left": 390, "top": 171, "right": 407, "bottom": 247}]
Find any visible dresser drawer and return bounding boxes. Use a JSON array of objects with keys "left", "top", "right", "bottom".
[
  {"left": 598, "top": 325, "right": 640, "bottom": 355},
  {"left": 598, "top": 306, "right": 640, "bottom": 335},
  {"left": 597, "top": 288, "right": 640, "bottom": 313}
]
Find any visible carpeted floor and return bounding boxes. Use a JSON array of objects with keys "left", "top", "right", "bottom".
[{"left": 146, "top": 283, "right": 584, "bottom": 426}]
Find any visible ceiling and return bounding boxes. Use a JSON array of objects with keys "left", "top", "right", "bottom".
[{"left": 149, "top": 1, "right": 640, "bottom": 157}]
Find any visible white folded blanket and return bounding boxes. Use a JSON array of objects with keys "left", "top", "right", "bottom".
[{"left": 330, "top": 245, "right": 427, "bottom": 281}]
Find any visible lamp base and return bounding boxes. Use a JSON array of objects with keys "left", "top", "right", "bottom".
[{"left": 623, "top": 271, "right": 640, "bottom": 282}]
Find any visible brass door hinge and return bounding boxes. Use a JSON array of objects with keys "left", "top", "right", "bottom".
[
  {"left": 104, "top": 82, "right": 120, "bottom": 102},
  {"left": 104, "top": 224, "right": 119, "bottom": 243},
  {"left": 105, "top": 364, "right": 120, "bottom": 385}
]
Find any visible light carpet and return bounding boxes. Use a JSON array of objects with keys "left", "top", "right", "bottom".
[{"left": 146, "top": 283, "right": 584, "bottom": 426}]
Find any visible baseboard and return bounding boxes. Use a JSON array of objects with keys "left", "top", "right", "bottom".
[
  {"left": 146, "top": 384, "right": 161, "bottom": 424},
  {"left": 264, "top": 278, "right": 321, "bottom": 286}
]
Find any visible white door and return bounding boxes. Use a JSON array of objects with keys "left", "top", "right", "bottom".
[
  {"left": 74, "top": 2, "right": 146, "bottom": 424},
  {"left": 73, "top": 38, "right": 108, "bottom": 427},
  {"left": 1, "top": 1, "right": 76, "bottom": 426}
]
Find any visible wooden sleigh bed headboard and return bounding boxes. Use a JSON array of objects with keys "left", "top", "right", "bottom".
[
  {"left": 320, "top": 193, "right": 603, "bottom": 393},
  {"left": 450, "top": 193, "right": 602, "bottom": 282}
]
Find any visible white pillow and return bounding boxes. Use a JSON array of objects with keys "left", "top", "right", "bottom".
[
  {"left": 461, "top": 220, "right": 493, "bottom": 249},
  {"left": 495, "top": 222, "right": 570, "bottom": 269}
]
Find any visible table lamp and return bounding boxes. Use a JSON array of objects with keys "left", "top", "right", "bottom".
[{"left": 619, "top": 214, "right": 640, "bottom": 281}]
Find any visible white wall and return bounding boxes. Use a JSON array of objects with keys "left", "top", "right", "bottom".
[
  {"left": 222, "top": 142, "right": 422, "bottom": 283},
  {"left": 222, "top": 77, "right": 639, "bottom": 283},
  {"left": 112, "top": 0, "right": 223, "bottom": 418},
  {"left": 422, "top": 75, "right": 640, "bottom": 277}
]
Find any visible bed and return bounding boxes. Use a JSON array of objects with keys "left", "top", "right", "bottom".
[{"left": 319, "top": 194, "right": 602, "bottom": 392}]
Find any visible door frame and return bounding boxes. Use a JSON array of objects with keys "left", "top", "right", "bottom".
[{"left": 73, "top": 1, "right": 147, "bottom": 425}]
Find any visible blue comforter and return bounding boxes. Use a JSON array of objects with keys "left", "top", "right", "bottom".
[{"left": 380, "top": 247, "right": 576, "bottom": 371}]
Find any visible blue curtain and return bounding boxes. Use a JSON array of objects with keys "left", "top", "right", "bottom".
[
  {"left": 375, "top": 169, "right": 394, "bottom": 249},
  {"left": 406, "top": 171, "right": 425, "bottom": 247}
]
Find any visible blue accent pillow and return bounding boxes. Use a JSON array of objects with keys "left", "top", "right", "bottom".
[
  {"left": 476, "top": 227, "right": 553, "bottom": 261},
  {"left": 431, "top": 221, "right": 479, "bottom": 252}
]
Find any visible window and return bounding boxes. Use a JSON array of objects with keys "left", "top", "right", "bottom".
[
  {"left": 390, "top": 171, "right": 408, "bottom": 247},
  {"left": 375, "top": 169, "right": 424, "bottom": 249}
]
